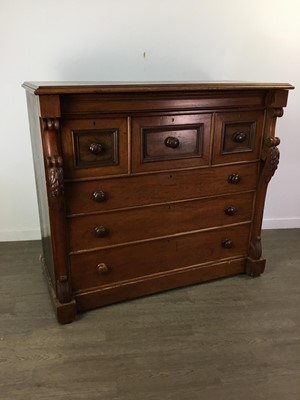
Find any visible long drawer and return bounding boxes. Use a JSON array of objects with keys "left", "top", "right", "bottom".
[
  {"left": 68, "top": 192, "right": 254, "bottom": 252},
  {"left": 70, "top": 223, "right": 250, "bottom": 293},
  {"left": 65, "top": 162, "right": 258, "bottom": 215}
]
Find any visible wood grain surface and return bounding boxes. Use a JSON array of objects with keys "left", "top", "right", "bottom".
[
  {"left": 22, "top": 81, "right": 294, "bottom": 95},
  {"left": 1, "top": 229, "right": 299, "bottom": 400}
]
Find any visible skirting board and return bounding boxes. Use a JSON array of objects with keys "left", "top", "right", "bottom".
[
  {"left": 0, "top": 219, "right": 300, "bottom": 241},
  {"left": 262, "top": 218, "right": 300, "bottom": 229},
  {"left": 0, "top": 229, "right": 41, "bottom": 242}
]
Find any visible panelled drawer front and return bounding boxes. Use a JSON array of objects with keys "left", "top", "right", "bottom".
[
  {"left": 212, "top": 110, "right": 264, "bottom": 164},
  {"left": 70, "top": 223, "right": 250, "bottom": 293},
  {"left": 68, "top": 192, "right": 254, "bottom": 252},
  {"left": 132, "top": 113, "right": 211, "bottom": 172},
  {"left": 65, "top": 162, "right": 258, "bottom": 215},
  {"left": 60, "top": 117, "right": 128, "bottom": 179}
]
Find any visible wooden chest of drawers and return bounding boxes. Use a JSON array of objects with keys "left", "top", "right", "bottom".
[{"left": 23, "top": 81, "right": 293, "bottom": 323}]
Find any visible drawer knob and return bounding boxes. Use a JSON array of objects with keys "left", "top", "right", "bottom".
[
  {"left": 225, "top": 206, "right": 237, "bottom": 216},
  {"left": 165, "top": 136, "right": 180, "bottom": 149},
  {"left": 89, "top": 143, "right": 104, "bottom": 154},
  {"left": 233, "top": 132, "right": 246, "bottom": 143},
  {"left": 95, "top": 226, "right": 109, "bottom": 237},
  {"left": 222, "top": 239, "right": 233, "bottom": 249},
  {"left": 97, "top": 263, "right": 109, "bottom": 274},
  {"left": 93, "top": 190, "right": 106, "bottom": 202},
  {"left": 228, "top": 173, "right": 240, "bottom": 184}
]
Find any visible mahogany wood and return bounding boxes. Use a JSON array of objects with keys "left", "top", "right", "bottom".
[
  {"left": 68, "top": 192, "right": 254, "bottom": 252},
  {"left": 23, "top": 81, "right": 293, "bottom": 323},
  {"left": 70, "top": 223, "right": 251, "bottom": 294},
  {"left": 212, "top": 110, "right": 264, "bottom": 164},
  {"left": 131, "top": 113, "right": 211, "bottom": 172},
  {"left": 75, "top": 257, "right": 246, "bottom": 312},
  {"left": 60, "top": 117, "right": 128, "bottom": 179},
  {"left": 64, "top": 163, "right": 258, "bottom": 215}
]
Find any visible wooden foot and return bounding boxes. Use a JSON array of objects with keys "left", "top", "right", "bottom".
[
  {"left": 245, "top": 257, "right": 266, "bottom": 277},
  {"left": 41, "top": 257, "right": 77, "bottom": 324},
  {"left": 54, "top": 296, "right": 77, "bottom": 324}
]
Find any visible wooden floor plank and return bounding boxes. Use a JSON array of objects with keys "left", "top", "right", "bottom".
[{"left": 0, "top": 230, "right": 300, "bottom": 400}]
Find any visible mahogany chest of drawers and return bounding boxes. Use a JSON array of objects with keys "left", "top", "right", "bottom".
[{"left": 23, "top": 81, "right": 293, "bottom": 323}]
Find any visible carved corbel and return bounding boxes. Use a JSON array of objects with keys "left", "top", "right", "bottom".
[
  {"left": 260, "top": 107, "right": 283, "bottom": 183},
  {"left": 246, "top": 108, "right": 283, "bottom": 277},
  {"left": 41, "top": 118, "right": 64, "bottom": 197},
  {"left": 272, "top": 107, "right": 284, "bottom": 118},
  {"left": 261, "top": 136, "right": 280, "bottom": 183},
  {"left": 46, "top": 155, "right": 64, "bottom": 197},
  {"left": 42, "top": 117, "right": 60, "bottom": 132},
  {"left": 41, "top": 117, "right": 72, "bottom": 305}
]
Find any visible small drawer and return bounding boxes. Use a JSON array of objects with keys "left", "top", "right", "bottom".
[
  {"left": 68, "top": 192, "right": 254, "bottom": 252},
  {"left": 212, "top": 110, "right": 264, "bottom": 164},
  {"left": 60, "top": 117, "right": 128, "bottom": 179},
  {"left": 65, "top": 162, "right": 258, "bottom": 215},
  {"left": 70, "top": 223, "right": 250, "bottom": 293},
  {"left": 132, "top": 113, "right": 211, "bottom": 172}
]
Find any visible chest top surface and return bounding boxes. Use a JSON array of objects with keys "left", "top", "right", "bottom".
[{"left": 22, "top": 81, "right": 294, "bottom": 94}]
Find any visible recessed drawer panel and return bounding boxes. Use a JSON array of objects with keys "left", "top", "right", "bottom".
[
  {"left": 65, "top": 163, "right": 258, "bottom": 215},
  {"left": 60, "top": 117, "right": 128, "bottom": 179},
  {"left": 70, "top": 223, "right": 250, "bottom": 293},
  {"left": 68, "top": 192, "right": 254, "bottom": 252},
  {"left": 132, "top": 114, "right": 211, "bottom": 172},
  {"left": 212, "top": 110, "right": 264, "bottom": 164}
]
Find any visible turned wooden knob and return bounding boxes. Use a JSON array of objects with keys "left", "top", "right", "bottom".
[
  {"left": 96, "top": 263, "right": 109, "bottom": 274},
  {"left": 225, "top": 206, "right": 237, "bottom": 216},
  {"left": 93, "top": 191, "right": 106, "bottom": 202},
  {"left": 95, "top": 226, "right": 109, "bottom": 237},
  {"left": 222, "top": 239, "right": 233, "bottom": 249},
  {"left": 233, "top": 132, "right": 246, "bottom": 143},
  {"left": 89, "top": 143, "right": 104, "bottom": 154},
  {"left": 228, "top": 174, "right": 240, "bottom": 184},
  {"left": 165, "top": 136, "right": 180, "bottom": 149}
]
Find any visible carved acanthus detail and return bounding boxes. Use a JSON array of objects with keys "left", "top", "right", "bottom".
[
  {"left": 41, "top": 117, "right": 64, "bottom": 197},
  {"left": 262, "top": 136, "right": 280, "bottom": 183},
  {"left": 56, "top": 276, "right": 72, "bottom": 303},
  {"left": 46, "top": 155, "right": 64, "bottom": 197}
]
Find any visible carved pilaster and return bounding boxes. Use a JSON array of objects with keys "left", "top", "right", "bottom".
[
  {"left": 246, "top": 236, "right": 265, "bottom": 277},
  {"left": 246, "top": 107, "right": 283, "bottom": 277},
  {"left": 249, "top": 236, "right": 262, "bottom": 260},
  {"left": 41, "top": 117, "right": 72, "bottom": 305},
  {"left": 57, "top": 276, "right": 72, "bottom": 304}
]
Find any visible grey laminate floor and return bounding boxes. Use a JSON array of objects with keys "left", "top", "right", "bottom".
[{"left": 1, "top": 229, "right": 300, "bottom": 400}]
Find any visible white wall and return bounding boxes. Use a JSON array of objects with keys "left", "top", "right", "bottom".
[{"left": 0, "top": 0, "right": 299, "bottom": 241}]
